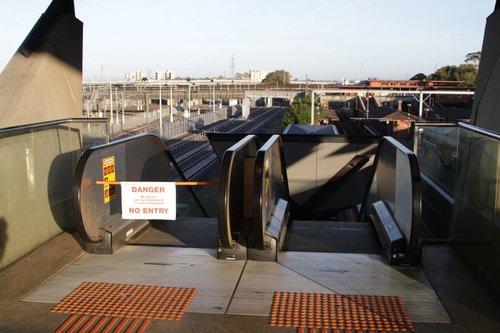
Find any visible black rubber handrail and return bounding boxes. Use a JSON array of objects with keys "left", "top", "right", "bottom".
[
  {"left": 358, "top": 136, "right": 422, "bottom": 263},
  {"left": 217, "top": 134, "right": 259, "bottom": 249},
  {"left": 252, "top": 135, "right": 288, "bottom": 250},
  {"left": 73, "top": 133, "right": 176, "bottom": 243}
]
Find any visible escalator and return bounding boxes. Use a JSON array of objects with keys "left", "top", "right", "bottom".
[
  {"left": 73, "top": 134, "right": 215, "bottom": 253},
  {"left": 213, "top": 133, "right": 422, "bottom": 265},
  {"left": 73, "top": 132, "right": 422, "bottom": 266}
]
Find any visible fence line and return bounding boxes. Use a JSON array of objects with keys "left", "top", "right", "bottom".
[{"left": 88, "top": 108, "right": 228, "bottom": 140}]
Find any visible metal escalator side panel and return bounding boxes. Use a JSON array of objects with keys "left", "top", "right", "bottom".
[
  {"left": 252, "top": 135, "right": 288, "bottom": 252},
  {"left": 73, "top": 134, "right": 172, "bottom": 249},
  {"left": 368, "top": 200, "right": 407, "bottom": 264},
  {"left": 248, "top": 134, "right": 291, "bottom": 262},
  {"left": 406, "top": 151, "right": 422, "bottom": 263},
  {"left": 217, "top": 148, "right": 236, "bottom": 249},
  {"left": 74, "top": 147, "right": 101, "bottom": 244},
  {"left": 359, "top": 136, "right": 422, "bottom": 265},
  {"left": 217, "top": 134, "right": 259, "bottom": 250},
  {"left": 252, "top": 138, "right": 268, "bottom": 251}
]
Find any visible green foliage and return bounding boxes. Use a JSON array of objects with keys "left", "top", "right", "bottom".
[
  {"left": 465, "top": 51, "right": 481, "bottom": 66},
  {"left": 419, "top": 52, "right": 480, "bottom": 86},
  {"left": 433, "top": 65, "right": 459, "bottom": 80},
  {"left": 410, "top": 73, "right": 427, "bottom": 81},
  {"left": 428, "top": 64, "right": 478, "bottom": 86},
  {"left": 456, "top": 64, "right": 478, "bottom": 86},
  {"left": 282, "top": 94, "right": 325, "bottom": 125},
  {"left": 262, "top": 70, "right": 291, "bottom": 85}
]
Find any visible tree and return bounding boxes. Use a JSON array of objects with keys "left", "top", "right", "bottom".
[
  {"left": 428, "top": 64, "right": 477, "bottom": 86},
  {"left": 426, "top": 52, "right": 480, "bottom": 86},
  {"left": 262, "top": 70, "right": 291, "bottom": 85},
  {"left": 282, "top": 94, "right": 325, "bottom": 125},
  {"left": 434, "top": 65, "right": 459, "bottom": 81},
  {"left": 410, "top": 73, "right": 426, "bottom": 81},
  {"left": 465, "top": 51, "right": 481, "bottom": 67},
  {"left": 456, "top": 63, "right": 478, "bottom": 86}
]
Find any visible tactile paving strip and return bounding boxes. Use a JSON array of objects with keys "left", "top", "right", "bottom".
[
  {"left": 269, "top": 292, "right": 414, "bottom": 332},
  {"left": 55, "top": 315, "right": 150, "bottom": 333},
  {"left": 51, "top": 282, "right": 197, "bottom": 320}
]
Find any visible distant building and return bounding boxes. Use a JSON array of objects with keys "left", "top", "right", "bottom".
[
  {"left": 127, "top": 71, "right": 150, "bottom": 81},
  {"left": 250, "top": 69, "right": 270, "bottom": 83},
  {"left": 156, "top": 70, "right": 176, "bottom": 80},
  {"left": 341, "top": 77, "right": 361, "bottom": 85},
  {"left": 367, "top": 80, "right": 422, "bottom": 88},
  {"left": 365, "top": 79, "right": 466, "bottom": 88},
  {"left": 235, "top": 72, "right": 250, "bottom": 80}
]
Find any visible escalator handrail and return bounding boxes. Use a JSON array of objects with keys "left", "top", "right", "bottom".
[
  {"left": 252, "top": 135, "right": 288, "bottom": 250},
  {"left": 217, "top": 134, "right": 259, "bottom": 249},
  {"left": 73, "top": 133, "right": 170, "bottom": 243},
  {"left": 359, "top": 136, "right": 422, "bottom": 259}
]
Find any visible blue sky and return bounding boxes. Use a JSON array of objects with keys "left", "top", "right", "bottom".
[{"left": 0, "top": 0, "right": 494, "bottom": 81}]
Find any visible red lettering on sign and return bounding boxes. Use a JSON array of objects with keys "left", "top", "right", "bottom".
[
  {"left": 132, "top": 186, "right": 166, "bottom": 193},
  {"left": 142, "top": 207, "right": 169, "bottom": 214}
]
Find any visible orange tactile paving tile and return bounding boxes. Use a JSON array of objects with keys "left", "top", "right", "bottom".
[
  {"left": 51, "top": 282, "right": 197, "bottom": 320},
  {"left": 269, "top": 292, "right": 414, "bottom": 333},
  {"left": 55, "top": 315, "right": 151, "bottom": 333}
]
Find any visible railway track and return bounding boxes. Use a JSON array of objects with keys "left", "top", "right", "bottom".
[
  {"left": 112, "top": 107, "right": 287, "bottom": 182},
  {"left": 104, "top": 107, "right": 288, "bottom": 217},
  {"left": 167, "top": 107, "right": 287, "bottom": 182}
]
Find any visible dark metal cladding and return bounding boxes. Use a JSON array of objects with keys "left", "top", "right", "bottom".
[
  {"left": 19, "top": 0, "right": 76, "bottom": 58},
  {"left": 470, "top": 2, "right": 500, "bottom": 134}
]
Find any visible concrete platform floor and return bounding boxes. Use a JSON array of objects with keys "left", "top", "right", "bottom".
[{"left": 1, "top": 232, "right": 500, "bottom": 333}]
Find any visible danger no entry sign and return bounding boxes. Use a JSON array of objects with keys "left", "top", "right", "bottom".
[{"left": 121, "top": 182, "right": 176, "bottom": 220}]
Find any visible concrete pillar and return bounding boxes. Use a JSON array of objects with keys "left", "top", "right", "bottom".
[
  {"left": 242, "top": 98, "right": 250, "bottom": 119},
  {"left": 145, "top": 93, "right": 150, "bottom": 112},
  {"left": 266, "top": 96, "right": 273, "bottom": 107},
  {"left": 397, "top": 100, "right": 402, "bottom": 111},
  {"left": 418, "top": 91, "right": 424, "bottom": 118}
]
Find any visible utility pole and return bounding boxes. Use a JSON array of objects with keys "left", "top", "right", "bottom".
[
  {"left": 366, "top": 92, "right": 370, "bottom": 119},
  {"left": 212, "top": 80, "right": 216, "bottom": 113},
  {"left": 310, "top": 91, "right": 315, "bottom": 125},
  {"left": 122, "top": 86, "right": 125, "bottom": 125},
  {"left": 110, "top": 83, "right": 113, "bottom": 125},
  {"left": 169, "top": 83, "right": 173, "bottom": 123},
  {"left": 115, "top": 87, "right": 118, "bottom": 124},
  {"left": 188, "top": 83, "right": 191, "bottom": 118},
  {"left": 419, "top": 91, "right": 424, "bottom": 118},
  {"left": 159, "top": 82, "right": 163, "bottom": 137}
]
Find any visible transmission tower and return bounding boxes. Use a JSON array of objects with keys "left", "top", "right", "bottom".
[{"left": 230, "top": 54, "right": 235, "bottom": 78}]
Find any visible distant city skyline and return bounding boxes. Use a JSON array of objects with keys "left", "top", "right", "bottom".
[{"left": 0, "top": 0, "right": 494, "bottom": 81}]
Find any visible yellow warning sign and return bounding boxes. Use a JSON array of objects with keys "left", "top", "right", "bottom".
[{"left": 102, "top": 156, "right": 116, "bottom": 204}]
